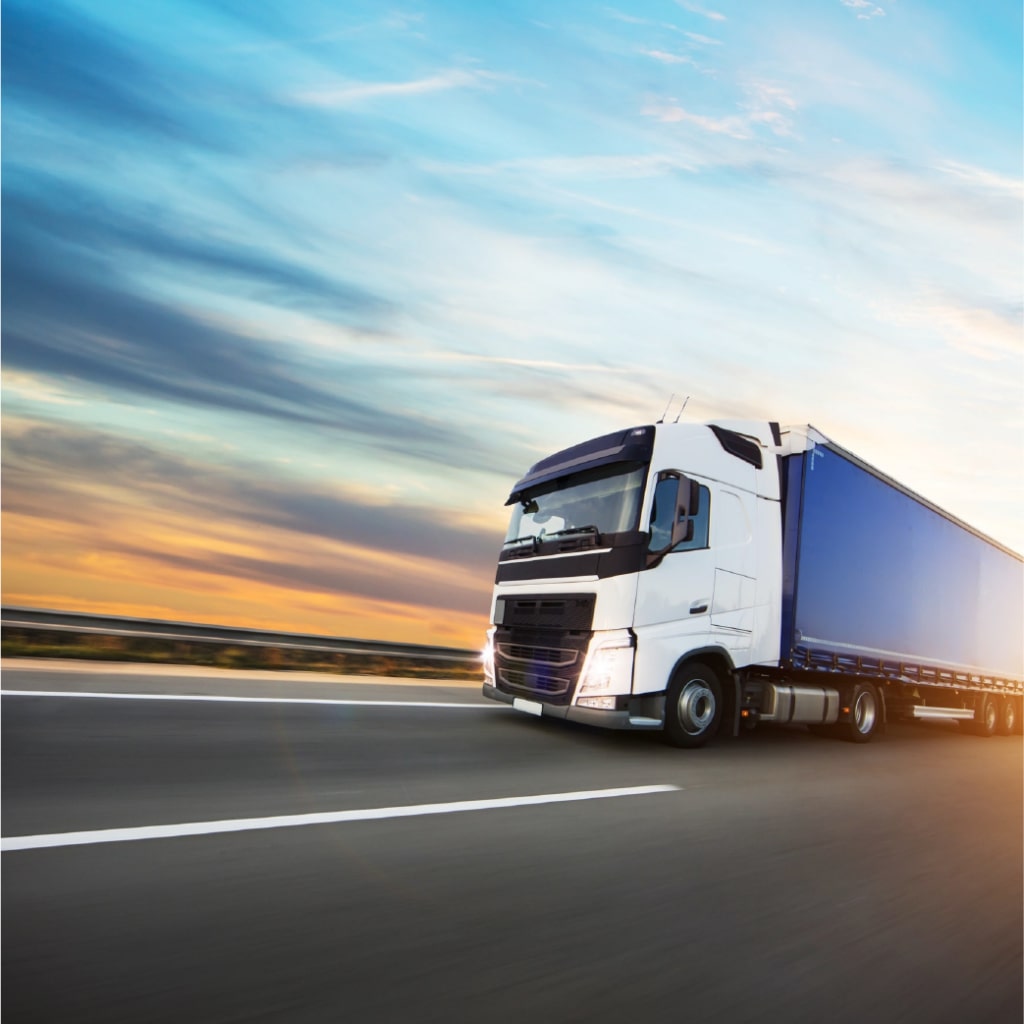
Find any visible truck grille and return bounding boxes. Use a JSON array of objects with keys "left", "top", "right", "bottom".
[
  {"left": 498, "top": 667, "right": 571, "bottom": 696},
  {"left": 493, "top": 594, "right": 595, "bottom": 706},
  {"left": 496, "top": 643, "right": 579, "bottom": 668}
]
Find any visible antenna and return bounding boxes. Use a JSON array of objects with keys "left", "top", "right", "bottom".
[
  {"left": 657, "top": 393, "right": 675, "bottom": 424},
  {"left": 673, "top": 396, "right": 690, "bottom": 423}
]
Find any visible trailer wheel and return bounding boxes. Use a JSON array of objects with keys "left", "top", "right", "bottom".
[
  {"left": 970, "top": 694, "right": 998, "bottom": 737},
  {"left": 664, "top": 663, "right": 722, "bottom": 749},
  {"left": 839, "top": 683, "right": 880, "bottom": 743},
  {"left": 997, "top": 697, "right": 1017, "bottom": 737}
]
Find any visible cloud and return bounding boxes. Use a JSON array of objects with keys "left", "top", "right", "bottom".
[
  {"left": 292, "top": 69, "right": 503, "bottom": 107},
  {"left": 4, "top": 170, "right": 394, "bottom": 324},
  {"left": 2, "top": 1, "right": 219, "bottom": 146},
  {"left": 840, "top": 0, "right": 885, "bottom": 19},
  {"left": 641, "top": 49, "right": 698, "bottom": 66},
  {"left": 643, "top": 78, "right": 798, "bottom": 139},
  {"left": 881, "top": 293, "right": 1023, "bottom": 363},
  {"left": 2, "top": 421, "right": 503, "bottom": 620},
  {"left": 426, "top": 152, "right": 700, "bottom": 179},
  {"left": 937, "top": 161, "right": 1024, "bottom": 203},
  {"left": 0, "top": 227, "right": 485, "bottom": 472},
  {"left": 675, "top": 1, "right": 727, "bottom": 22},
  {"left": 642, "top": 103, "right": 751, "bottom": 138},
  {"left": 684, "top": 32, "right": 722, "bottom": 46}
]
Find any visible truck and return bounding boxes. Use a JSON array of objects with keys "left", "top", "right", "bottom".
[{"left": 481, "top": 420, "right": 1023, "bottom": 746}]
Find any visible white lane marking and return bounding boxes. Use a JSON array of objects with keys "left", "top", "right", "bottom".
[
  {"left": 0, "top": 689, "right": 491, "bottom": 709},
  {"left": 1, "top": 785, "right": 680, "bottom": 852}
]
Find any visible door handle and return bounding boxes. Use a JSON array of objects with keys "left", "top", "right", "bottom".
[{"left": 689, "top": 600, "right": 709, "bottom": 615}]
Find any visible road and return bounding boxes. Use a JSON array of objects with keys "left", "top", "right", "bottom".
[{"left": 2, "top": 661, "right": 1021, "bottom": 1023}]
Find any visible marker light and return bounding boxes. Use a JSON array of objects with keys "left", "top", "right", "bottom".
[{"left": 577, "top": 695, "right": 617, "bottom": 710}]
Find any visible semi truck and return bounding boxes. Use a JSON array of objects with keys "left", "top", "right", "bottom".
[{"left": 481, "top": 420, "right": 1023, "bottom": 746}]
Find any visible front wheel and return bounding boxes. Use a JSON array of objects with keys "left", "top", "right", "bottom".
[{"left": 664, "top": 663, "right": 723, "bottom": 749}]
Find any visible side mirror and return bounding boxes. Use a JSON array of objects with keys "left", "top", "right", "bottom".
[
  {"left": 647, "top": 473, "right": 694, "bottom": 565},
  {"left": 673, "top": 479, "right": 700, "bottom": 546}
]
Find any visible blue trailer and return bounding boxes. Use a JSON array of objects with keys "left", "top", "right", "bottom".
[
  {"left": 768, "top": 436, "right": 1023, "bottom": 737},
  {"left": 483, "top": 420, "right": 1023, "bottom": 746}
]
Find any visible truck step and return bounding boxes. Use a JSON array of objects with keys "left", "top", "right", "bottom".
[{"left": 911, "top": 705, "right": 974, "bottom": 721}]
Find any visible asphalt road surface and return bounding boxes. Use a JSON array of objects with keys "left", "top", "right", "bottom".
[{"left": 3, "top": 661, "right": 1021, "bottom": 1023}]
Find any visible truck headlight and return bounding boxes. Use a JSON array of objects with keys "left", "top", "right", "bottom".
[
  {"left": 577, "top": 635, "right": 635, "bottom": 697},
  {"left": 481, "top": 627, "right": 496, "bottom": 685}
]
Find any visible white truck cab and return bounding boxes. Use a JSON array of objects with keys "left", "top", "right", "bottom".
[{"left": 482, "top": 420, "right": 784, "bottom": 745}]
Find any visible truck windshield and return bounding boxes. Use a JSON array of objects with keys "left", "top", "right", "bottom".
[{"left": 504, "top": 463, "right": 646, "bottom": 545}]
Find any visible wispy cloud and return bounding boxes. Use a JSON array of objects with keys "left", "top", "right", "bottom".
[
  {"left": 2, "top": 0, "right": 220, "bottom": 146},
  {"left": 606, "top": 9, "right": 652, "bottom": 26},
  {"left": 882, "top": 293, "right": 1023, "bottom": 363},
  {"left": 675, "top": 1, "right": 727, "bottom": 22},
  {"left": 685, "top": 32, "right": 722, "bottom": 46},
  {"left": 4, "top": 170, "right": 392, "bottom": 322},
  {"left": 292, "top": 68, "right": 503, "bottom": 107},
  {"left": 937, "top": 161, "right": 1024, "bottom": 202},
  {"left": 641, "top": 49, "right": 697, "bottom": 66},
  {"left": 643, "top": 79, "right": 798, "bottom": 138},
  {"left": 0, "top": 199, "right": 501, "bottom": 473},
  {"left": 841, "top": 0, "right": 885, "bottom": 19},
  {"left": 2, "top": 420, "right": 502, "bottom": 632},
  {"left": 642, "top": 103, "right": 751, "bottom": 138},
  {"left": 426, "top": 152, "right": 700, "bottom": 178}
]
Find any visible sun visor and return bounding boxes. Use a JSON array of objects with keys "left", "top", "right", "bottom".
[{"left": 506, "top": 426, "right": 655, "bottom": 504}]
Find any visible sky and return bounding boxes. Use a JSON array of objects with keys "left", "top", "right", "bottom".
[{"left": 2, "top": 0, "right": 1022, "bottom": 650}]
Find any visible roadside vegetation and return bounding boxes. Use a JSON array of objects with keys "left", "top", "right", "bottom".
[{"left": 1, "top": 628, "right": 483, "bottom": 681}]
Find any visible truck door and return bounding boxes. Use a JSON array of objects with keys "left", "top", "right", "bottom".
[{"left": 633, "top": 472, "right": 716, "bottom": 665}]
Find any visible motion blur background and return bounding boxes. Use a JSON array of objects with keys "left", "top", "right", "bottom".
[{"left": 3, "top": 0, "right": 1021, "bottom": 648}]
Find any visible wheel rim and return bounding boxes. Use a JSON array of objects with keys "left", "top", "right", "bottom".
[
  {"left": 1004, "top": 700, "right": 1017, "bottom": 732},
  {"left": 853, "top": 690, "right": 877, "bottom": 735},
  {"left": 676, "top": 678, "right": 716, "bottom": 736},
  {"left": 984, "top": 699, "right": 997, "bottom": 732}
]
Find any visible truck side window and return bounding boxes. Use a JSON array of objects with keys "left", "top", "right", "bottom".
[
  {"left": 648, "top": 477, "right": 677, "bottom": 551},
  {"left": 675, "top": 484, "right": 710, "bottom": 552}
]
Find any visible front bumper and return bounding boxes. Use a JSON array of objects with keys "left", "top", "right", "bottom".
[{"left": 482, "top": 683, "right": 663, "bottom": 730}]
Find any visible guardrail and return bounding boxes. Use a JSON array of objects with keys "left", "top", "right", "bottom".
[{"left": 1, "top": 607, "right": 480, "bottom": 665}]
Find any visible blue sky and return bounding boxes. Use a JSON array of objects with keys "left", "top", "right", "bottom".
[{"left": 3, "top": 0, "right": 1021, "bottom": 646}]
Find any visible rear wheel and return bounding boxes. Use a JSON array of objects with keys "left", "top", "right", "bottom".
[
  {"left": 971, "top": 694, "right": 998, "bottom": 737},
  {"left": 664, "top": 663, "right": 722, "bottom": 749},
  {"left": 997, "top": 696, "right": 1016, "bottom": 736},
  {"left": 838, "top": 683, "right": 880, "bottom": 743}
]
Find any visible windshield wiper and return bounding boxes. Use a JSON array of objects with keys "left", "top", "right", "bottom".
[
  {"left": 541, "top": 525, "right": 601, "bottom": 541},
  {"left": 503, "top": 535, "right": 539, "bottom": 548},
  {"left": 502, "top": 535, "right": 539, "bottom": 557}
]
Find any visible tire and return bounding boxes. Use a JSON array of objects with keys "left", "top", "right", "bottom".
[
  {"left": 664, "top": 663, "right": 723, "bottom": 749},
  {"left": 838, "top": 683, "right": 880, "bottom": 743},
  {"left": 997, "top": 696, "right": 1017, "bottom": 737},
  {"left": 971, "top": 693, "right": 998, "bottom": 737}
]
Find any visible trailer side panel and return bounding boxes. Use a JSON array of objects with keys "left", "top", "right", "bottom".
[{"left": 783, "top": 445, "right": 1023, "bottom": 684}]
